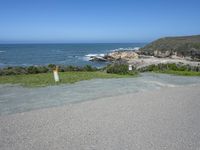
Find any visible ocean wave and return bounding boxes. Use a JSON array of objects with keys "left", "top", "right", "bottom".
[
  {"left": 111, "top": 47, "right": 140, "bottom": 52},
  {"left": 85, "top": 53, "right": 105, "bottom": 57},
  {"left": 0, "top": 51, "right": 5, "bottom": 53},
  {"left": 82, "top": 53, "right": 105, "bottom": 61}
]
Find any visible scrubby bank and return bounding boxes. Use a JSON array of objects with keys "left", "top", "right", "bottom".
[{"left": 0, "top": 64, "right": 98, "bottom": 76}]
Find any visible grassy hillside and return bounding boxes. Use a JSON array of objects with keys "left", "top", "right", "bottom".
[{"left": 140, "top": 35, "right": 200, "bottom": 60}]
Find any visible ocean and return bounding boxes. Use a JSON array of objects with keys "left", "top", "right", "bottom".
[{"left": 0, "top": 43, "right": 145, "bottom": 68}]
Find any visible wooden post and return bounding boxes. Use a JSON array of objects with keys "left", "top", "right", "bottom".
[
  {"left": 128, "top": 65, "right": 132, "bottom": 71},
  {"left": 53, "top": 66, "right": 60, "bottom": 82}
]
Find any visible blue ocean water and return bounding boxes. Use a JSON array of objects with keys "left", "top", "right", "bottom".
[{"left": 0, "top": 43, "right": 145, "bottom": 68}]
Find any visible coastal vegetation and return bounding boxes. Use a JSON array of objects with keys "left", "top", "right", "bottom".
[
  {"left": 0, "top": 63, "right": 200, "bottom": 87},
  {"left": 0, "top": 64, "right": 98, "bottom": 76},
  {"left": 106, "top": 63, "right": 138, "bottom": 75},
  {"left": 138, "top": 63, "right": 200, "bottom": 72},
  {"left": 0, "top": 71, "right": 133, "bottom": 87},
  {"left": 0, "top": 64, "right": 138, "bottom": 87},
  {"left": 138, "top": 63, "right": 200, "bottom": 76}
]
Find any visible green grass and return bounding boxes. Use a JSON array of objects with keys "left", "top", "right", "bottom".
[
  {"left": 154, "top": 70, "right": 200, "bottom": 76},
  {"left": 0, "top": 71, "right": 135, "bottom": 87},
  {"left": 0, "top": 69, "right": 199, "bottom": 88},
  {"left": 139, "top": 63, "right": 200, "bottom": 76}
]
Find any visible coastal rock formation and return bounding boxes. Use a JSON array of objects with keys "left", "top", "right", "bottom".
[
  {"left": 89, "top": 35, "right": 200, "bottom": 71},
  {"left": 153, "top": 50, "right": 172, "bottom": 58},
  {"left": 108, "top": 51, "right": 139, "bottom": 60},
  {"left": 140, "top": 35, "right": 200, "bottom": 61},
  {"left": 90, "top": 51, "right": 139, "bottom": 62},
  {"left": 90, "top": 56, "right": 107, "bottom": 62}
]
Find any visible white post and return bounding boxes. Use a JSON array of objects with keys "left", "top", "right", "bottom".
[
  {"left": 128, "top": 65, "right": 132, "bottom": 71},
  {"left": 53, "top": 66, "right": 60, "bottom": 82}
]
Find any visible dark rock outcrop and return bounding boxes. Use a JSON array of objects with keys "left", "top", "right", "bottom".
[{"left": 90, "top": 56, "right": 107, "bottom": 62}]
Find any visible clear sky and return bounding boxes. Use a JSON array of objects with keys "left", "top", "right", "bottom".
[{"left": 0, "top": 0, "right": 200, "bottom": 43}]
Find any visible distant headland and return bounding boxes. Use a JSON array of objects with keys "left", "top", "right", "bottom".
[
  {"left": 89, "top": 35, "right": 200, "bottom": 71},
  {"left": 140, "top": 35, "right": 200, "bottom": 60}
]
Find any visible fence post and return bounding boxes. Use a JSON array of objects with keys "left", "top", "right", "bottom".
[
  {"left": 129, "top": 65, "right": 133, "bottom": 71},
  {"left": 53, "top": 66, "right": 60, "bottom": 82}
]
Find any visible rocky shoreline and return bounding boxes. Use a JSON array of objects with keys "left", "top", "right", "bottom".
[
  {"left": 89, "top": 35, "right": 200, "bottom": 70},
  {"left": 89, "top": 50, "right": 139, "bottom": 62},
  {"left": 89, "top": 49, "right": 200, "bottom": 70}
]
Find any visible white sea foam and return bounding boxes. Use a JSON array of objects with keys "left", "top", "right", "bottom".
[
  {"left": 83, "top": 53, "right": 105, "bottom": 61},
  {"left": 111, "top": 47, "right": 140, "bottom": 52},
  {"left": 85, "top": 54, "right": 105, "bottom": 57},
  {"left": 83, "top": 47, "right": 140, "bottom": 61},
  {"left": 133, "top": 47, "right": 140, "bottom": 51}
]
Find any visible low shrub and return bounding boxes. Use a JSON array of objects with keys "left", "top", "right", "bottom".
[
  {"left": 48, "top": 64, "right": 56, "bottom": 69},
  {"left": 0, "top": 64, "right": 98, "bottom": 76},
  {"left": 62, "top": 65, "right": 79, "bottom": 71},
  {"left": 27, "top": 66, "right": 40, "bottom": 74},
  {"left": 139, "top": 63, "right": 200, "bottom": 72},
  {"left": 0, "top": 66, "right": 27, "bottom": 75},
  {"left": 83, "top": 65, "right": 97, "bottom": 71},
  {"left": 106, "top": 63, "right": 137, "bottom": 75}
]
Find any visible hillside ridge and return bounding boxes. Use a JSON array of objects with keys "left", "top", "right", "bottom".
[{"left": 140, "top": 35, "right": 200, "bottom": 60}]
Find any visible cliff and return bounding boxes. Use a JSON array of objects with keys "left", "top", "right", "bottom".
[{"left": 139, "top": 35, "right": 200, "bottom": 60}]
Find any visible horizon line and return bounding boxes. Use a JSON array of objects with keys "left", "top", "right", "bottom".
[{"left": 0, "top": 42, "right": 148, "bottom": 45}]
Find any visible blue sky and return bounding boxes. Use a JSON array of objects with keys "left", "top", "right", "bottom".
[{"left": 0, "top": 0, "right": 200, "bottom": 43}]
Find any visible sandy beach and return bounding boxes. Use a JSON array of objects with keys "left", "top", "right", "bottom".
[{"left": 0, "top": 85, "right": 200, "bottom": 150}]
